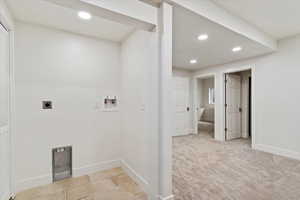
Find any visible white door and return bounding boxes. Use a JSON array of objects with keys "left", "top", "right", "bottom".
[
  {"left": 173, "top": 77, "right": 190, "bottom": 136},
  {"left": 0, "top": 24, "right": 10, "bottom": 200},
  {"left": 225, "top": 74, "right": 242, "bottom": 140}
]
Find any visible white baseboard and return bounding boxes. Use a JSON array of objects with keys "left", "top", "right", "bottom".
[
  {"left": 253, "top": 144, "right": 300, "bottom": 161},
  {"left": 16, "top": 159, "right": 121, "bottom": 193},
  {"left": 159, "top": 194, "right": 174, "bottom": 200},
  {"left": 120, "top": 160, "right": 149, "bottom": 193},
  {"left": 16, "top": 174, "right": 52, "bottom": 194}
]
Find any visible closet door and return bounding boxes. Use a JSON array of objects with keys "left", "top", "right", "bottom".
[
  {"left": 0, "top": 23, "right": 10, "bottom": 200},
  {"left": 225, "top": 74, "right": 242, "bottom": 140},
  {"left": 173, "top": 77, "right": 190, "bottom": 136}
]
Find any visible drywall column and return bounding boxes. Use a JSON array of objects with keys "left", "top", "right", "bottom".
[
  {"left": 0, "top": 1, "right": 14, "bottom": 198},
  {"left": 159, "top": 2, "right": 173, "bottom": 200}
]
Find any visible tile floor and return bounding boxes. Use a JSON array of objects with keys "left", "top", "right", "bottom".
[{"left": 16, "top": 168, "right": 148, "bottom": 200}]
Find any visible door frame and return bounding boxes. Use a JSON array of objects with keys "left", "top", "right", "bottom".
[
  {"left": 0, "top": 7, "right": 15, "bottom": 197},
  {"left": 193, "top": 73, "right": 217, "bottom": 138},
  {"left": 221, "top": 65, "right": 256, "bottom": 147}
]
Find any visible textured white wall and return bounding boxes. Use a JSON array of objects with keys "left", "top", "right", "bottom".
[
  {"left": 193, "top": 34, "right": 300, "bottom": 158},
  {"left": 14, "top": 22, "right": 122, "bottom": 191}
]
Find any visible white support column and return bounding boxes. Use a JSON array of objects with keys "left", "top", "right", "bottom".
[{"left": 159, "top": 2, "right": 174, "bottom": 200}]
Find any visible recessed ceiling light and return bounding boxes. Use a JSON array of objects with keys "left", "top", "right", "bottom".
[
  {"left": 198, "top": 34, "right": 208, "bottom": 41},
  {"left": 78, "top": 11, "right": 92, "bottom": 20},
  {"left": 232, "top": 46, "right": 242, "bottom": 52},
  {"left": 190, "top": 59, "right": 197, "bottom": 64}
]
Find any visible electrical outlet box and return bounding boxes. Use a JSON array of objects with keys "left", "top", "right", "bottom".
[
  {"left": 42, "top": 101, "right": 52, "bottom": 109},
  {"left": 102, "top": 96, "right": 118, "bottom": 112}
]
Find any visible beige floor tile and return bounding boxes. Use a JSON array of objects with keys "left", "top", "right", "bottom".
[
  {"left": 92, "top": 179, "right": 119, "bottom": 192},
  {"left": 16, "top": 184, "right": 64, "bottom": 200},
  {"left": 55, "top": 175, "right": 90, "bottom": 190},
  {"left": 66, "top": 184, "right": 95, "bottom": 200},
  {"left": 89, "top": 167, "right": 124, "bottom": 183},
  {"left": 111, "top": 174, "right": 143, "bottom": 195},
  {"left": 16, "top": 190, "right": 66, "bottom": 200},
  {"left": 16, "top": 168, "right": 147, "bottom": 200},
  {"left": 93, "top": 190, "right": 136, "bottom": 200}
]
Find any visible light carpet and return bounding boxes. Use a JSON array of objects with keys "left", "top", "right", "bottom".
[{"left": 173, "top": 133, "right": 300, "bottom": 200}]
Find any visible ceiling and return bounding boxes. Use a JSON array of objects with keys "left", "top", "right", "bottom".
[
  {"left": 211, "top": 0, "right": 300, "bottom": 39},
  {"left": 6, "top": 0, "right": 135, "bottom": 42},
  {"left": 173, "top": 6, "right": 272, "bottom": 70}
]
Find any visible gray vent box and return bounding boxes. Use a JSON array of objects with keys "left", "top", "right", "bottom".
[{"left": 52, "top": 146, "right": 72, "bottom": 182}]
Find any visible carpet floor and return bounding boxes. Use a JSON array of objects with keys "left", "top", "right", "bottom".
[{"left": 173, "top": 132, "right": 300, "bottom": 200}]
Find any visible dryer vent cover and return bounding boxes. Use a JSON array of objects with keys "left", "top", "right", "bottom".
[{"left": 52, "top": 146, "right": 72, "bottom": 182}]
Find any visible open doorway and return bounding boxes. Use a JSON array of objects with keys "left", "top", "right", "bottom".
[
  {"left": 195, "top": 75, "right": 216, "bottom": 139},
  {"left": 225, "top": 69, "right": 252, "bottom": 143}
]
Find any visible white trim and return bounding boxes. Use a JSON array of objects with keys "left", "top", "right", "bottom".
[
  {"left": 120, "top": 160, "right": 149, "bottom": 194},
  {"left": 9, "top": 30, "right": 16, "bottom": 196},
  {"left": 253, "top": 144, "right": 300, "bottom": 161},
  {"left": 0, "top": 5, "right": 14, "bottom": 197},
  {"left": 193, "top": 73, "right": 217, "bottom": 139},
  {"left": 16, "top": 174, "right": 52, "bottom": 193},
  {"left": 221, "top": 65, "right": 256, "bottom": 147},
  {"left": 16, "top": 159, "right": 121, "bottom": 193},
  {"left": 158, "top": 194, "right": 175, "bottom": 200}
]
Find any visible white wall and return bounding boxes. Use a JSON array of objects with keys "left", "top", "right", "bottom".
[
  {"left": 194, "top": 34, "right": 300, "bottom": 159},
  {"left": 120, "top": 29, "right": 160, "bottom": 199},
  {"left": 120, "top": 30, "right": 148, "bottom": 188},
  {"left": 14, "top": 22, "right": 122, "bottom": 191}
]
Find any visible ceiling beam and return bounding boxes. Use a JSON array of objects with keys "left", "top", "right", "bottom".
[
  {"left": 138, "top": 0, "right": 162, "bottom": 7},
  {"left": 44, "top": 0, "right": 157, "bottom": 31},
  {"left": 168, "top": 0, "right": 277, "bottom": 50}
]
